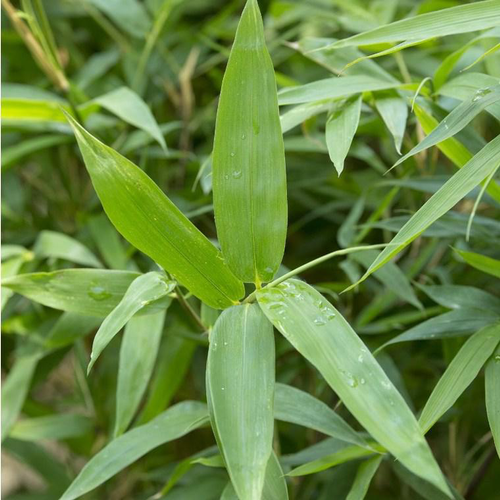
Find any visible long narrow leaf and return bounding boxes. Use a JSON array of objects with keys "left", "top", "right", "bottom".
[
  {"left": 485, "top": 344, "right": 500, "bottom": 458},
  {"left": 346, "top": 455, "right": 383, "bottom": 500}
]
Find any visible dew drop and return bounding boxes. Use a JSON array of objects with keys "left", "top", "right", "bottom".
[
  {"left": 241, "top": 133, "right": 246, "bottom": 140},
  {"left": 232, "top": 170, "right": 242, "bottom": 179},
  {"left": 360, "top": 378, "right": 366, "bottom": 385},
  {"left": 88, "top": 284, "right": 112, "bottom": 301},
  {"left": 230, "top": 152, "right": 235, "bottom": 157},
  {"left": 224, "top": 174, "right": 229, "bottom": 180},
  {"left": 358, "top": 354, "right": 364, "bottom": 363},
  {"left": 494, "top": 355, "right": 500, "bottom": 363},
  {"left": 314, "top": 317, "right": 326, "bottom": 326},
  {"left": 221, "top": 387, "right": 225, "bottom": 391}
]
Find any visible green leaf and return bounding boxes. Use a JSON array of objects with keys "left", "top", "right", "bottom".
[
  {"left": 59, "top": 401, "right": 209, "bottom": 500},
  {"left": 325, "top": 95, "right": 362, "bottom": 175},
  {"left": 350, "top": 135, "right": 500, "bottom": 288},
  {"left": 34, "top": 230, "right": 103, "bottom": 268},
  {"left": 1, "top": 255, "right": 27, "bottom": 311},
  {"left": 212, "top": 0, "right": 287, "bottom": 285},
  {"left": 87, "top": 272, "right": 174, "bottom": 373},
  {"left": 288, "top": 445, "right": 380, "bottom": 477},
  {"left": 94, "top": 86, "right": 167, "bottom": 152},
  {"left": 10, "top": 414, "right": 93, "bottom": 441},
  {"left": 374, "top": 91, "right": 407, "bottom": 154},
  {"left": 257, "top": 279, "right": 451, "bottom": 496},
  {"left": 280, "top": 100, "right": 332, "bottom": 133},
  {"left": 1, "top": 269, "right": 170, "bottom": 317},
  {"left": 346, "top": 455, "right": 383, "bottom": 500},
  {"left": 278, "top": 75, "right": 401, "bottom": 105},
  {"left": 454, "top": 249, "right": 500, "bottom": 278},
  {"left": 207, "top": 304, "right": 275, "bottom": 500},
  {"left": 485, "top": 344, "right": 500, "bottom": 458},
  {"left": 65, "top": 113, "right": 244, "bottom": 309},
  {"left": 419, "top": 323, "right": 500, "bottom": 434},
  {"left": 114, "top": 310, "right": 167, "bottom": 436},
  {"left": 393, "top": 85, "right": 500, "bottom": 169},
  {"left": 274, "top": 383, "right": 368, "bottom": 448},
  {"left": 320, "top": 1, "right": 500, "bottom": 50}
]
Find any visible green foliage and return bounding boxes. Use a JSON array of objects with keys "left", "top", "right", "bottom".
[{"left": 2, "top": 0, "right": 500, "bottom": 499}]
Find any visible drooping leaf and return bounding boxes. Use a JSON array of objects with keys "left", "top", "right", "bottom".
[
  {"left": 374, "top": 91, "right": 407, "bottom": 154},
  {"left": 419, "top": 323, "right": 500, "bottom": 434},
  {"left": 274, "top": 383, "right": 368, "bottom": 448},
  {"left": 87, "top": 272, "right": 174, "bottom": 373},
  {"left": 65, "top": 113, "right": 244, "bottom": 308},
  {"left": 59, "top": 401, "right": 209, "bottom": 500},
  {"left": 1, "top": 269, "right": 170, "bottom": 317},
  {"left": 485, "top": 344, "right": 500, "bottom": 458},
  {"left": 257, "top": 279, "right": 451, "bottom": 496},
  {"left": 346, "top": 455, "right": 384, "bottom": 500},
  {"left": 207, "top": 304, "right": 275, "bottom": 500},
  {"left": 350, "top": 135, "right": 500, "bottom": 288},
  {"left": 94, "top": 86, "right": 167, "bottom": 151},
  {"left": 34, "top": 230, "right": 103, "bottom": 268},
  {"left": 325, "top": 95, "right": 362, "bottom": 175},
  {"left": 212, "top": 0, "right": 287, "bottom": 285},
  {"left": 454, "top": 249, "right": 500, "bottom": 278},
  {"left": 114, "top": 310, "right": 167, "bottom": 436}
]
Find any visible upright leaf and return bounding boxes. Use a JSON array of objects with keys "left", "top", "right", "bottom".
[
  {"left": 485, "top": 344, "right": 500, "bottom": 458},
  {"left": 212, "top": 0, "right": 287, "bottom": 284},
  {"left": 59, "top": 401, "right": 208, "bottom": 500},
  {"left": 87, "top": 272, "right": 174, "bottom": 373},
  {"left": 325, "top": 95, "right": 362, "bottom": 175},
  {"left": 207, "top": 304, "right": 275, "bottom": 500},
  {"left": 65, "top": 114, "right": 244, "bottom": 308},
  {"left": 257, "top": 280, "right": 451, "bottom": 497},
  {"left": 419, "top": 323, "right": 500, "bottom": 434},
  {"left": 115, "top": 310, "right": 167, "bottom": 436}
]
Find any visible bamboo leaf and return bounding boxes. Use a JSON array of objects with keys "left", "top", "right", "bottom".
[
  {"left": 207, "top": 304, "right": 275, "bottom": 500},
  {"left": 485, "top": 344, "right": 500, "bottom": 458},
  {"left": 374, "top": 91, "right": 407, "bottom": 154},
  {"left": 419, "top": 323, "right": 500, "bottom": 434},
  {"left": 454, "top": 249, "right": 500, "bottom": 278},
  {"left": 350, "top": 135, "right": 500, "bottom": 288},
  {"left": 94, "top": 86, "right": 167, "bottom": 152},
  {"left": 257, "top": 279, "right": 451, "bottom": 496},
  {"left": 325, "top": 95, "right": 362, "bottom": 175},
  {"left": 87, "top": 272, "right": 174, "bottom": 373},
  {"left": 10, "top": 414, "right": 93, "bottom": 441},
  {"left": 320, "top": 1, "right": 500, "bottom": 50},
  {"left": 59, "top": 401, "right": 209, "bottom": 500},
  {"left": 212, "top": 0, "right": 287, "bottom": 284},
  {"left": 1, "top": 269, "right": 170, "bottom": 317},
  {"left": 114, "top": 310, "right": 167, "bottom": 436},
  {"left": 274, "top": 383, "right": 369, "bottom": 448},
  {"left": 65, "top": 113, "right": 244, "bottom": 309},
  {"left": 346, "top": 455, "right": 383, "bottom": 500}
]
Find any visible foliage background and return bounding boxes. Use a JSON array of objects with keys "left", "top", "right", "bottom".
[{"left": 2, "top": 0, "right": 500, "bottom": 499}]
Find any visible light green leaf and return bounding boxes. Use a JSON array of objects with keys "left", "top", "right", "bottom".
[
  {"left": 65, "top": 113, "right": 244, "bottom": 308},
  {"left": 1, "top": 269, "right": 170, "bottom": 317},
  {"left": 288, "top": 445, "right": 380, "bottom": 477},
  {"left": 34, "top": 230, "right": 103, "bottom": 268},
  {"left": 320, "top": 1, "right": 500, "bottom": 50},
  {"left": 87, "top": 272, "right": 174, "bottom": 373},
  {"left": 280, "top": 100, "right": 332, "bottom": 133},
  {"left": 207, "top": 304, "right": 275, "bottom": 500},
  {"left": 212, "top": 0, "right": 287, "bottom": 285},
  {"left": 419, "top": 323, "right": 500, "bottom": 434},
  {"left": 59, "top": 401, "right": 208, "bottom": 500},
  {"left": 454, "top": 249, "right": 500, "bottom": 278},
  {"left": 393, "top": 85, "right": 500, "bottom": 169},
  {"left": 10, "top": 414, "right": 93, "bottom": 441},
  {"left": 257, "top": 280, "right": 451, "bottom": 496},
  {"left": 325, "top": 95, "right": 362, "bottom": 175},
  {"left": 346, "top": 455, "right": 383, "bottom": 500},
  {"left": 350, "top": 135, "right": 500, "bottom": 288},
  {"left": 94, "top": 86, "right": 167, "bottom": 151},
  {"left": 278, "top": 75, "right": 401, "bottom": 105},
  {"left": 485, "top": 344, "right": 500, "bottom": 458},
  {"left": 1, "top": 255, "right": 27, "bottom": 310},
  {"left": 274, "top": 383, "right": 368, "bottom": 448},
  {"left": 114, "top": 310, "right": 167, "bottom": 436},
  {"left": 374, "top": 91, "right": 407, "bottom": 154}
]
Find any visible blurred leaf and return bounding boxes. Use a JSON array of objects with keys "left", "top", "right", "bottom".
[
  {"left": 274, "top": 383, "right": 368, "bottom": 448},
  {"left": 485, "top": 344, "right": 500, "bottom": 458},
  {"left": 419, "top": 323, "right": 500, "bottom": 433},
  {"left": 94, "top": 86, "right": 167, "bottom": 151},
  {"left": 10, "top": 414, "right": 93, "bottom": 441},
  {"left": 454, "top": 248, "right": 500, "bottom": 278},
  {"left": 346, "top": 455, "right": 383, "bottom": 500},
  {"left": 114, "top": 310, "right": 167, "bottom": 436},
  {"left": 87, "top": 272, "right": 174, "bottom": 373},
  {"left": 1, "top": 269, "right": 170, "bottom": 317},
  {"left": 59, "top": 401, "right": 209, "bottom": 500},
  {"left": 207, "top": 304, "right": 274, "bottom": 500},
  {"left": 325, "top": 95, "right": 362, "bottom": 175},
  {"left": 65, "top": 114, "right": 244, "bottom": 309},
  {"left": 257, "top": 280, "right": 451, "bottom": 496},
  {"left": 212, "top": 0, "right": 287, "bottom": 285}
]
